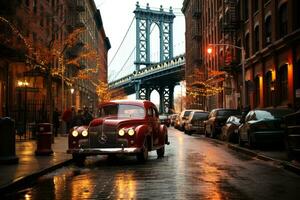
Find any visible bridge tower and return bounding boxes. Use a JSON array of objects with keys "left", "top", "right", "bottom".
[{"left": 133, "top": 2, "right": 176, "bottom": 114}]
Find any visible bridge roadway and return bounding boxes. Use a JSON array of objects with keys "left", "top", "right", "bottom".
[{"left": 109, "top": 54, "right": 185, "bottom": 96}]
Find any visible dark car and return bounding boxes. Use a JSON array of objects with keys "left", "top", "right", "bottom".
[
  {"left": 184, "top": 111, "right": 209, "bottom": 135},
  {"left": 67, "top": 100, "right": 169, "bottom": 164},
  {"left": 284, "top": 110, "right": 300, "bottom": 159},
  {"left": 238, "top": 108, "right": 293, "bottom": 148},
  {"left": 159, "top": 115, "right": 171, "bottom": 127},
  {"left": 204, "top": 108, "right": 241, "bottom": 138},
  {"left": 220, "top": 115, "right": 241, "bottom": 143}
]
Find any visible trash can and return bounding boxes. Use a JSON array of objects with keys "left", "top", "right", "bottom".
[
  {"left": 0, "top": 117, "right": 19, "bottom": 164},
  {"left": 35, "top": 123, "right": 53, "bottom": 156}
]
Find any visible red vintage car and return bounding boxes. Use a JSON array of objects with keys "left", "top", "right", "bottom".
[{"left": 67, "top": 100, "right": 169, "bottom": 164}]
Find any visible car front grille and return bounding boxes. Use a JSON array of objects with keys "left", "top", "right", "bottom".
[{"left": 88, "top": 125, "right": 120, "bottom": 148}]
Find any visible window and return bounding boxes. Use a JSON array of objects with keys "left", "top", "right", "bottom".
[
  {"left": 243, "top": 0, "right": 249, "bottom": 21},
  {"left": 253, "top": 0, "right": 259, "bottom": 13},
  {"left": 254, "top": 25, "right": 259, "bottom": 52},
  {"left": 245, "top": 33, "right": 250, "bottom": 58},
  {"left": 40, "top": 6, "right": 44, "bottom": 27},
  {"left": 279, "top": 64, "right": 288, "bottom": 102},
  {"left": 33, "top": 0, "right": 37, "bottom": 14},
  {"left": 279, "top": 3, "right": 288, "bottom": 38},
  {"left": 264, "top": 16, "right": 272, "bottom": 46},
  {"left": 255, "top": 76, "right": 260, "bottom": 107},
  {"left": 265, "top": 71, "right": 272, "bottom": 106}
]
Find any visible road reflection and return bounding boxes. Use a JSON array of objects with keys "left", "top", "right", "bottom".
[{"left": 115, "top": 172, "right": 136, "bottom": 199}]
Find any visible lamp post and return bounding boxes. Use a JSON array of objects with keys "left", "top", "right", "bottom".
[
  {"left": 17, "top": 80, "right": 29, "bottom": 134},
  {"left": 207, "top": 44, "right": 246, "bottom": 108}
]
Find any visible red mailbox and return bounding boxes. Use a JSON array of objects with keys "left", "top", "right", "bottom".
[{"left": 35, "top": 123, "right": 53, "bottom": 155}]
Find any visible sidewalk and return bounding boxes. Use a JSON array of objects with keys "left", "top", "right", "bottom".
[{"left": 0, "top": 135, "right": 72, "bottom": 193}]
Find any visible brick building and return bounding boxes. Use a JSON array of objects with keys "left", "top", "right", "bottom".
[
  {"left": 183, "top": 0, "right": 300, "bottom": 111},
  {"left": 0, "top": 0, "right": 110, "bottom": 127}
]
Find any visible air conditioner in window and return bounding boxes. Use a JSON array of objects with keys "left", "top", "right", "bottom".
[{"left": 266, "top": 37, "right": 271, "bottom": 44}]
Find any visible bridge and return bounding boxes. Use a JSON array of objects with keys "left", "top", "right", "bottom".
[{"left": 108, "top": 2, "right": 185, "bottom": 113}]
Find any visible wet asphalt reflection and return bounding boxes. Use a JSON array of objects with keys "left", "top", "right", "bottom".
[{"left": 4, "top": 127, "right": 300, "bottom": 200}]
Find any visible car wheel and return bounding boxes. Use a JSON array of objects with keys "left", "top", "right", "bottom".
[
  {"left": 184, "top": 130, "right": 191, "bottom": 135},
  {"left": 238, "top": 133, "right": 245, "bottom": 147},
  {"left": 248, "top": 134, "right": 256, "bottom": 149},
  {"left": 72, "top": 154, "right": 86, "bottom": 166},
  {"left": 204, "top": 128, "right": 209, "bottom": 137},
  {"left": 157, "top": 146, "right": 165, "bottom": 158},
  {"left": 211, "top": 127, "right": 217, "bottom": 138},
  {"left": 137, "top": 139, "right": 148, "bottom": 162}
]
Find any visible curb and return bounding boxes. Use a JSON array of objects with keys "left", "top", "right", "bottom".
[
  {"left": 0, "top": 158, "right": 73, "bottom": 194},
  {"left": 226, "top": 142, "right": 300, "bottom": 176}
]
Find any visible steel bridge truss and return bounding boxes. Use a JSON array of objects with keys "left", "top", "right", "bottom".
[
  {"left": 134, "top": 2, "right": 175, "bottom": 70},
  {"left": 137, "top": 85, "right": 175, "bottom": 114}
]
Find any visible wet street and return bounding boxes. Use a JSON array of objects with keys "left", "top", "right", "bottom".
[{"left": 3, "top": 127, "right": 300, "bottom": 200}]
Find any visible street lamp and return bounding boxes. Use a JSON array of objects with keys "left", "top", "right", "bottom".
[
  {"left": 70, "top": 88, "right": 74, "bottom": 107},
  {"left": 207, "top": 44, "right": 246, "bottom": 108}
]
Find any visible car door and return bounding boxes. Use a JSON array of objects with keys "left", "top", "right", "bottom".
[
  {"left": 152, "top": 107, "right": 161, "bottom": 146},
  {"left": 239, "top": 111, "right": 253, "bottom": 141}
]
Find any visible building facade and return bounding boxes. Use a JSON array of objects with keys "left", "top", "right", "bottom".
[
  {"left": 0, "top": 0, "right": 110, "bottom": 126},
  {"left": 183, "top": 0, "right": 300, "bottom": 111}
]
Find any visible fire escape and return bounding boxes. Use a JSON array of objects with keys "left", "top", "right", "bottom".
[
  {"left": 191, "top": 0, "right": 202, "bottom": 68},
  {"left": 220, "top": 0, "right": 240, "bottom": 73}
]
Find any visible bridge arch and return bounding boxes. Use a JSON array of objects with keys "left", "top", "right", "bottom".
[{"left": 134, "top": 2, "right": 175, "bottom": 70}]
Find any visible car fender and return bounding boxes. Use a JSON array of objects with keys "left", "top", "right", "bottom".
[
  {"left": 159, "top": 124, "right": 168, "bottom": 144},
  {"left": 135, "top": 124, "right": 151, "bottom": 147}
]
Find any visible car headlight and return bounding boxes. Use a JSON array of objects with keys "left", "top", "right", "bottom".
[
  {"left": 118, "top": 128, "right": 125, "bottom": 136},
  {"left": 128, "top": 128, "right": 135, "bottom": 136},
  {"left": 82, "top": 130, "right": 88, "bottom": 137},
  {"left": 72, "top": 130, "right": 79, "bottom": 137}
]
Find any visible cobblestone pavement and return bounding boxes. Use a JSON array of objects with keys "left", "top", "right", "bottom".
[{"left": 3, "top": 128, "right": 300, "bottom": 200}]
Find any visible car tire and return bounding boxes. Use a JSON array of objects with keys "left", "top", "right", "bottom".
[
  {"left": 184, "top": 130, "right": 191, "bottom": 135},
  {"left": 248, "top": 133, "right": 256, "bottom": 149},
  {"left": 137, "top": 139, "right": 148, "bottom": 162},
  {"left": 72, "top": 154, "right": 86, "bottom": 166},
  {"left": 238, "top": 133, "right": 245, "bottom": 147},
  {"left": 211, "top": 127, "right": 217, "bottom": 139},
  {"left": 204, "top": 128, "right": 209, "bottom": 137},
  {"left": 157, "top": 146, "right": 165, "bottom": 158}
]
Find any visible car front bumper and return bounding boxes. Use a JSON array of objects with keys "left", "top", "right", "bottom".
[{"left": 67, "top": 147, "right": 142, "bottom": 155}]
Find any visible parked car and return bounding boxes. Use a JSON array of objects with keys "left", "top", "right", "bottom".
[
  {"left": 170, "top": 114, "right": 179, "bottom": 126},
  {"left": 159, "top": 114, "right": 171, "bottom": 127},
  {"left": 174, "top": 114, "right": 181, "bottom": 129},
  {"left": 238, "top": 108, "right": 294, "bottom": 148},
  {"left": 179, "top": 109, "right": 201, "bottom": 131},
  {"left": 184, "top": 111, "right": 209, "bottom": 135},
  {"left": 205, "top": 108, "right": 241, "bottom": 138},
  {"left": 284, "top": 110, "right": 300, "bottom": 159},
  {"left": 220, "top": 115, "right": 241, "bottom": 143},
  {"left": 67, "top": 100, "right": 169, "bottom": 164}
]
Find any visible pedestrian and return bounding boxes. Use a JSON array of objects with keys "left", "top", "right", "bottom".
[
  {"left": 82, "top": 106, "right": 93, "bottom": 125},
  {"left": 62, "top": 106, "right": 75, "bottom": 134},
  {"left": 52, "top": 108, "right": 60, "bottom": 137},
  {"left": 71, "top": 109, "right": 84, "bottom": 127}
]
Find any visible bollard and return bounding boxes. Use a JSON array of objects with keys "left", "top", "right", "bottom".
[
  {"left": 0, "top": 117, "right": 19, "bottom": 164},
  {"left": 35, "top": 123, "right": 53, "bottom": 156}
]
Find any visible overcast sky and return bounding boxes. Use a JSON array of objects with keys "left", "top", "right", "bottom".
[
  {"left": 95, "top": 0, "right": 185, "bottom": 103},
  {"left": 95, "top": 0, "right": 185, "bottom": 78}
]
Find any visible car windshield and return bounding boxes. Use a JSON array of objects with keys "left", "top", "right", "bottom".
[
  {"left": 98, "top": 104, "right": 145, "bottom": 119},
  {"left": 193, "top": 112, "right": 208, "bottom": 120},
  {"left": 184, "top": 111, "right": 192, "bottom": 117},
  {"left": 255, "top": 109, "right": 293, "bottom": 119}
]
